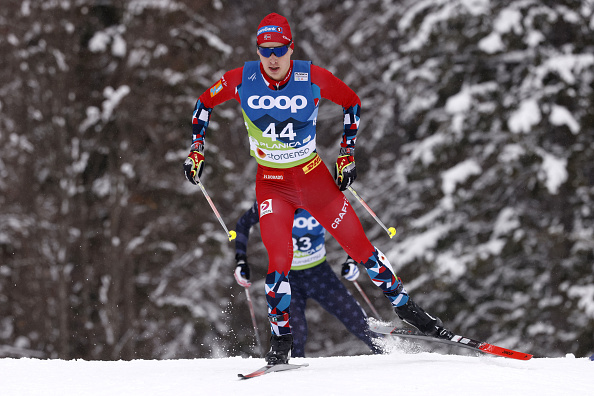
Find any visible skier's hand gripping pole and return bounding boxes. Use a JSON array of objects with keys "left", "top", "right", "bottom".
[
  {"left": 196, "top": 180, "right": 236, "bottom": 241},
  {"left": 347, "top": 186, "right": 396, "bottom": 239}
]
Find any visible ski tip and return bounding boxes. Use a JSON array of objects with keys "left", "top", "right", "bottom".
[{"left": 480, "top": 344, "right": 533, "bottom": 360}]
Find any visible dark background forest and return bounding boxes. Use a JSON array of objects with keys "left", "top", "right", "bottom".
[{"left": 1, "top": 0, "right": 592, "bottom": 360}]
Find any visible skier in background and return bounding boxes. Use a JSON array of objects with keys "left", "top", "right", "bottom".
[
  {"left": 233, "top": 201, "right": 384, "bottom": 357},
  {"left": 184, "top": 12, "right": 454, "bottom": 365}
]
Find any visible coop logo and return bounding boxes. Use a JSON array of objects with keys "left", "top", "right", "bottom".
[
  {"left": 293, "top": 216, "right": 319, "bottom": 231},
  {"left": 260, "top": 199, "right": 273, "bottom": 217},
  {"left": 247, "top": 95, "right": 307, "bottom": 113},
  {"left": 331, "top": 198, "right": 350, "bottom": 229}
]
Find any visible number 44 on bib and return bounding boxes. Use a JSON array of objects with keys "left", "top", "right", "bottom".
[{"left": 262, "top": 122, "right": 296, "bottom": 141}]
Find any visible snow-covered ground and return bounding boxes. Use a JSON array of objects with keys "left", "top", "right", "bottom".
[{"left": 1, "top": 346, "right": 590, "bottom": 395}]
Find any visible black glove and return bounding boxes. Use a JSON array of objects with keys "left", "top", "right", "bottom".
[
  {"left": 334, "top": 147, "right": 356, "bottom": 191},
  {"left": 183, "top": 143, "right": 204, "bottom": 184},
  {"left": 234, "top": 253, "right": 251, "bottom": 287}
]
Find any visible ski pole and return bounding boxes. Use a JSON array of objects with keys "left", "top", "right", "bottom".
[
  {"left": 196, "top": 180, "right": 236, "bottom": 241},
  {"left": 353, "top": 280, "right": 382, "bottom": 320},
  {"left": 347, "top": 186, "right": 396, "bottom": 239},
  {"left": 244, "top": 286, "right": 263, "bottom": 357}
]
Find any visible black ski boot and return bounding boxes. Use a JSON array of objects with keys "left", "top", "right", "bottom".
[
  {"left": 394, "top": 298, "right": 454, "bottom": 340},
  {"left": 265, "top": 334, "right": 293, "bottom": 365}
]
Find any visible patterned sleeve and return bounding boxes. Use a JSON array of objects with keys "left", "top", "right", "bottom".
[
  {"left": 190, "top": 67, "right": 243, "bottom": 149},
  {"left": 310, "top": 64, "right": 360, "bottom": 150},
  {"left": 235, "top": 201, "right": 260, "bottom": 257}
]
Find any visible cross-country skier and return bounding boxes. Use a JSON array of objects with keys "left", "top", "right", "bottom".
[
  {"left": 184, "top": 12, "right": 454, "bottom": 365},
  {"left": 234, "top": 201, "right": 384, "bottom": 357}
]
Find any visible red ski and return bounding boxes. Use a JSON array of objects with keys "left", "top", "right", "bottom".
[
  {"left": 238, "top": 363, "right": 309, "bottom": 380},
  {"left": 370, "top": 322, "right": 532, "bottom": 361},
  {"left": 477, "top": 341, "right": 532, "bottom": 360}
]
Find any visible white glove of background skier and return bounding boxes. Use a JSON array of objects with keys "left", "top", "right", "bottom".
[
  {"left": 341, "top": 256, "right": 360, "bottom": 281},
  {"left": 234, "top": 254, "right": 252, "bottom": 288}
]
